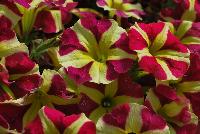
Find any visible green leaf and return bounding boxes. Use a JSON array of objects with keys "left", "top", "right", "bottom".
[{"left": 30, "top": 37, "right": 60, "bottom": 60}]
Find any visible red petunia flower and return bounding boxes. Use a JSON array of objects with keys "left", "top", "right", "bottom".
[
  {"left": 145, "top": 84, "right": 198, "bottom": 134},
  {"left": 160, "top": 0, "right": 200, "bottom": 22},
  {"left": 58, "top": 17, "right": 134, "bottom": 84},
  {"left": 96, "top": 103, "right": 170, "bottom": 133},
  {"left": 78, "top": 73, "right": 144, "bottom": 122},
  {"left": 24, "top": 106, "right": 96, "bottom": 134},
  {"left": 97, "top": 0, "right": 144, "bottom": 19},
  {"left": 129, "top": 22, "right": 190, "bottom": 80}
]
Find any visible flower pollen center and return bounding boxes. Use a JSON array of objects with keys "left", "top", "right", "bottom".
[
  {"left": 92, "top": 45, "right": 108, "bottom": 63},
  {"left": 101, "top": 97, "right": 112, "bottom": 108}
]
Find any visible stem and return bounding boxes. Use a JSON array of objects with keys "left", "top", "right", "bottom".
[{"left": 30, "top": 36, "right": 60, "bottom": 59}]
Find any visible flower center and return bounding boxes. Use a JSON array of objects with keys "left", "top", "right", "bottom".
[
  {"left": 101, "top": 97, "right": 112, "bottom": 108},
  {"left": 96, "top": 54, "right": 107, "bottom": 63},
  {"left": 92, "top": 45, "right": 108, "bottom": 63},
  {"left": 35, "top": 90, "right": 47, "bottom": 100}
]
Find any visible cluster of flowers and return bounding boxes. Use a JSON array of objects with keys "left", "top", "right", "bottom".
[{"left": 0, "top": 0, "right": 200, "bottom": 133}]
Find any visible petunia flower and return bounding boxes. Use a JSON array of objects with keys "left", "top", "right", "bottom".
[
  {"left": 96, "top": 103, "right": 170, "bottom": 134},
  {"left": 24, "top": 106, "right": 96, "bottom": 134},
  {"left": 0, "top": 69, "right": 79, "bottom": 133},
  {"left": 160, "top": 0, "right": 200, "bottom": 22},
  {"left": 26, "top": 70, "right": 79, "bottom": 127},
  {"left": 34, "top": 0, "right": 78, "bottom": 33},
  {"left": 175, "top": 53, "right": 200, "bottom": 120},
  {"left": 6, "top": 0, "right": 77, "bottom": 35},
  {"left": 169, "top": 23, "right": 200, "bottom": 122},
  {"left": 96, "top": 0, "right": 144, "bottom": 19},
  {"left": 144, "top": 84, "right": 199, "bottom": 134},
  {"left": 128, "top": 22, "right": 190, "bottom": 80},
  {"left": 58, "top": 18, "right": 134, "bottom": 84},
  {"left": 78, "top": 73, "right": 144, "bottom": 122},
  {"left": 176, "top": 53, "right": 200, "bottom": 94},
  {"left": 0, "top": 51, "right": 40, "bottom": 102},
  {"left": 0, "top": 16, "right": 28, "bottom": 58}
]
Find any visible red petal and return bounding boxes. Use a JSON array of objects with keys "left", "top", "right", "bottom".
[
  {"left": 139, "top": 56, "right": 167, "bottom": 80},
  {"left": 5, "top": 52, "right": 35, "bottom": 74},
  {"left": 116, "top": 73, "right": 144, "bottom": 98},
  {"left": 44, "top": 106, "right": 65, "bottom": 133},
  {"left": 63, "top": 114, "right": 81, "bottom": 128},
  {"left": 47, "top": 74, "right": 69, "bottom": 98},
  {"left": 154, "top": 84, "right": 178, "bottom": 105},
  {"left": 10, "top": 74, "right": 42, "bottom": 98},
  {"left": 67, "top": 63, "right": 92, "bottom": 84},
  {"left": 78, "top": 121, "right": 96, "bottom": 134},
  {"left": 34, "top": 11, "right": 57, "bottom": 33},
  {"left": 102, "top": 103, "right": 130, "bottom": 129},
  {"left": 141, "top": 107, "right": 167, "bottom": 132},
  {"left": 24, "top": 116, "right": 43, "bottom": 134}
]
